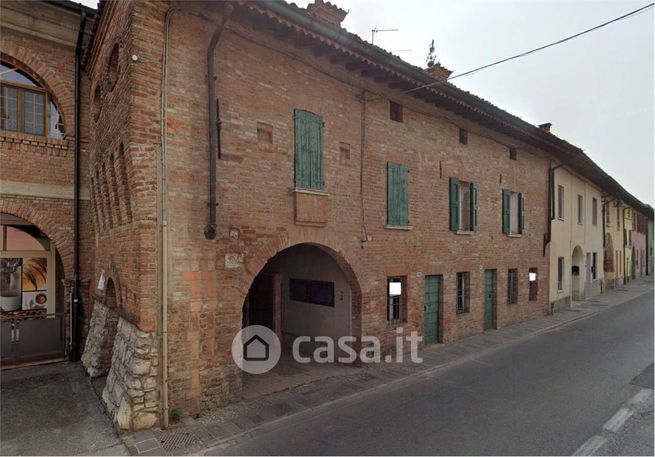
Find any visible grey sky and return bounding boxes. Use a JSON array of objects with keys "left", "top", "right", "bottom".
[{"left": 79, "top": 0, "right": 654, "bottom": 205}]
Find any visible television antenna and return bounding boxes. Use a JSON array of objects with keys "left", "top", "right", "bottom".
[{"left": 371, "top": 25, "right": 398, "bottom": 45}]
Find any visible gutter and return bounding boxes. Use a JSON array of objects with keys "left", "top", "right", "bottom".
[
  {"left": 204, "top": 4, "right": 233, "bottom": 240},
  {"left": 70, "top": 8, "right": 87, "bottom": 362}
]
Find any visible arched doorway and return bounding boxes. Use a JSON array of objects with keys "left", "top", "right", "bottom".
[
  {"left": 240, "top": 243, "right": 360, "bottom": 399},
  {"left": 571, "top": 245, "right": 585, "bottom": 301},
  {"left": 0, "top": 213, "right": 66, "bottom": 367}
]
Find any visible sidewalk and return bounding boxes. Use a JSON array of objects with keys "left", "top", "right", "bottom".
[{"left": 122, "top": 276, "right": 654, "bottom": 456}]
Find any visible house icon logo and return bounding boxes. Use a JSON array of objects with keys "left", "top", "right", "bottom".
[
  {"left": 244, "top": 334, "right": 269, "bottom": 361},
  {"left": 231, "top": 325, "right": 281, "bottom": 374}
]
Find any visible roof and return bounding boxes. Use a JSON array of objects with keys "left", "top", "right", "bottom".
[
  {"left": 45, "top": 0, "right": 96, "bottom": 15},
  {"left": 249, "top": 1, "right": 653, "bottom": 217}
]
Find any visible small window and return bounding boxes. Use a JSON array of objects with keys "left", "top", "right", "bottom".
[
  {"left": 528, "top": 268, "right": 538, "bottom": 301},
  {"left": 387, "top": 276, "right": 406, "bottom": 323},
  {"left": 592, "top": 198, "right": 598, "bottom": 226},
  {"left": 557, "top": 185, "right": 565, "bottom": 220},
  {"left": 502, "top": 189, "right": 524, "bottom": 235},
  {"left": 459, "top": 128, "right": 468, "bottom": 145},
  {"left": 592, "top": 253, "right": 597, "bottom": 280},
  {"left": 557, "top": 257, "right": 564, "bottom": 291},
  {"left": 509, "top": 147, "right": 517, "bottom": 160},
  {"left": 390, "top": 101, "right": 403, "bottom": 123},
  {"left": 107, "top": 43, "right": 120, "bottom": 91},
  {"left": 507, "top": 268, "right": 518, "bottom": 304},
  {"left": 289, "top": 278, "right": 334, "bottom": 307},
  {"left": 577, "top": 194, "right": 583, "bottom": 224},
  {"left": 387, "top": 162, "right": 409, "bottom": 226},
  {"left": 450, "top": 178, "right": 478, "bottom": 232},
  {"left": 456, "top": 272, "right": 470, "bottom": 313}
]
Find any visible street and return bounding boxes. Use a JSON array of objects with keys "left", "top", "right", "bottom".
[{"left": 208, "top": 291, "right": 654, "bottom": 456}]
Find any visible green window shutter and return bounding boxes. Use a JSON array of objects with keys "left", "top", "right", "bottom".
[
  {"left": 387, "top": 162, "right": 409, "bottom": 226},
  {"left": 449, "top": 177, "right": 459, "bottom": 231},
  {"left": 519, "top": 192, "right": 525, "bottom": 234},
  {"left": 502, "top": 189, "right": 511, "bottom": 234},
  {"left": 294, "top": 109, "right": 324, "bottom": 190},
  {"left": 471, "top": 182, "right": 478, "bottom": 231}
]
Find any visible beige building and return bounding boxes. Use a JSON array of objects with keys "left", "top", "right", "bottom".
[
  {"left": 549, "top": 166, "right": 604, "bottom": 309},
  {"left": 602, "top": 198, "right": 630, "bottom": 289}
]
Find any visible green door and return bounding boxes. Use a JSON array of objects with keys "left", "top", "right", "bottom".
[
  {"left": 484, "top": 270, "right": 496, "bottom": 330},
  {"left": 424, "top": 275, "right": 442, "bottom": 345}
]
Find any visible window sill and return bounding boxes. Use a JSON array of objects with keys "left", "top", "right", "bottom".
[
  {"left": 456, "top": 230, "right": 475, "bottom": 235},
  {"left": 292, "top": 187, "right": 328, "bottom": 196},
  {"left": 0, "top": 129, "right": 68, "bottom": 146},
  {"left": 385, "top": 225, "right": 412, "bottom": 231},
  {"left": 455, "top": 310, "right": 469, "bottom": 315},
  {"left": 507, "top": 233, "right": 523, "bottom": 238},
  {"left": 387, "top": 320, "right": 407, "bottom": 328}
]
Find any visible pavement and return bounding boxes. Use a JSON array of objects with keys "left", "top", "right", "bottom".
[
  {"left": 120, "top": 276, "right": 653, "bottom": 456},
  {"left": 0, "top": 362, "right": 129, "bottom": 456}
]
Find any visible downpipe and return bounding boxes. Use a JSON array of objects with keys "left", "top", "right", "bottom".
[{"left": 204, "top": 4, "right": 234, "bottom": 240}]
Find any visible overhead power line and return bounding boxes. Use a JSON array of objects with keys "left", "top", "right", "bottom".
[{"left": 405, "top": 2, "right": 654, "bottom": 94}]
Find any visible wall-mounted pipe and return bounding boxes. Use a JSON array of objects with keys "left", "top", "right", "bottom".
[
  {"left": 70, "top": 8, "right": 87, "bottom": 362},
  {"left": 204, "top": 4, "right": 233, "bottom": 240}
]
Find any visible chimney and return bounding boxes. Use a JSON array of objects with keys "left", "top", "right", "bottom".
[
  {"left": 425, "top": 62, "right": 453, "bottom": 82},
  {"left": 539, "top": 122, "right": 552, "bottom": 133},
  {"left": 306, "top": 0, "right": 348, "bottom": 27}
]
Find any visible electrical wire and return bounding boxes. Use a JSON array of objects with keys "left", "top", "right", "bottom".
[{"left": 403, "top": 2, "right": 654, "bottom": 95}]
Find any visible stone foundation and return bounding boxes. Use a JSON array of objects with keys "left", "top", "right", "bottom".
[
  {"left": 101, "top": 318, "right": 160, "bottom": 430},
  {"left": 81, "top": 300, "right": 118, "bottom": 377}
]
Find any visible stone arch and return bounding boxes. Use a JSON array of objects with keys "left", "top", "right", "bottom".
[
  {"left": 0, "top": 202, "right": 73, "bottom": 279},
  {"left": 239, "top": 229, "right": 364, "bottom": 340},
  {"left": 0, "top": 52, "right": 72, "bottom": 133}
]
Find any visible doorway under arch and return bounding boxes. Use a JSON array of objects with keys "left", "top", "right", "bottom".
[
  {"left": 240, "top": 243, "right": 361, "bottom": 399},
  {"left": 571, "top": 245, "right": 585, "bottom": 301}
]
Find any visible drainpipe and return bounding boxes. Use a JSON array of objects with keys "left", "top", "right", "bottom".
[
  {"left": 70, "top": 8, "right": 87, "bottom": 362},
  {"left": 358, "top": 89, "right": 368, "bottom": 247},
  {"left": 204, "top": 4, "right": 233, "bottom": 240}
]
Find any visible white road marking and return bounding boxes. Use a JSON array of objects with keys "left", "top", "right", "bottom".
[
  {"left": 627, "top": 388, "right": 652, "bottom": 406},
  {"left": 572, "top": 435, "right": 607, "bottom": 456},
  {"left": 602, "top": 406, "right": 633, "bottom": 432}
]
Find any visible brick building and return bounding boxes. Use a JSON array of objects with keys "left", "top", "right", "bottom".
[{"left": 1, "top": 0, "right": 652, "bottom": 431}]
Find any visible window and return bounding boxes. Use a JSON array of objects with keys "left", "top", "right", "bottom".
[
  {"left": 459, "top": 128, "right": 468, "bottom": 145},
  {"left": 449, "top": 178, "right": 478, "bottom": 232},
  {"left": 528, "top": 268, "right": 538, "bottom": 301},
  {"left": 390, "top": 101, "right": 403, "bottom": 122},
  {"left": 557, "top": 185, "right": 565, "bottom": 220},
  {"left": 592, "top": 198, "right": 598, "bottom": 226},
  {"left": 387, "top": 276, "right": 406, "bottom": 323},
  {"left": 387, "top": 162, "right": 409, "bottom": 226},
  {"left": 557, "top": 257, "right": 564, "bottom": 291},
  {"left": 509, "top": 147, "right": 517, "bottom": 160},
  {"left": 605, "top": 203, "right": 610, "bottom": 226},
  {"left": 617, "top": 207, "right": 620, "bottom": 229},
  {"left": 577, "top": 194, "right": 583, "bottom": 224},
  {"left": 289, "top": 278, "right": 334, "bottom": 307},
  {"left": 502, "top": 189, "right": 525, "bottom": 235},
  {"left": 0, "top": 61, "right": 64, "bottom": 139},
  {"left": 507, "top": 268, "right": 518, "bottom": 304},
  {"left": 294, "top": 109, "right": 324, "bottom": 190},
  {"left": 456, "top": 272, "right": 470, "bottom": 313},
  {"left": 592, "top": 253, "right": 597, "bottom": 280}
]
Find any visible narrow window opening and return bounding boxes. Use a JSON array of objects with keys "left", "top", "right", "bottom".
[
  {"left": 387, "top": 276, "right": 406, "bottom": 323},
  {"left": 456, "top": 272, "right": 470, "bottom": 313},
  {"left": 459, "top": 128, "right": 468, "bottom": 145},
  {"left": 390, "top": 101, "right": 403, "bottom": 123},
  {"left": 509, "top": 147, "right": 517, "bottom": 160}
]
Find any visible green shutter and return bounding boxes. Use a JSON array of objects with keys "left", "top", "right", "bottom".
[
  {"left": 294, "top": 109, "right": 324, "bottom": 190},
  {"left": 471, "top": 182, "right": 478, "bottom": 231},
  {"left": 519, "top": 192, "right": 525, "bottom": 234},
  {"left": 387, "top": 162, "right": 408, "bottom": 226},
  {"left": 502, "top": 189, "right": 510, "bottom": 234},
  {"left": 449, "top": 177, "right": 459, "bottom": 231}
]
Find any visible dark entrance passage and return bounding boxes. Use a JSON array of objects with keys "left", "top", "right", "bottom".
[{"left": 244, "top": 274, "right": 275, "bottom": 330}]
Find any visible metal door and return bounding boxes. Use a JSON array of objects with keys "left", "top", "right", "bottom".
[
  {"left": 423, "top": 275, "right": 442, "bottom": 345},
  {"left": 1, "top": 312, "right": 66, "bottom": 367},
  {"left": 484, "top": 270, "right": 496, "bottom": 330}
]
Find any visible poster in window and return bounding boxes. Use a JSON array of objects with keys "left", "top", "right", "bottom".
[
  {"left": 21, "top": 257, "right": 48, "bottom": 311},
  {"left": 0, "top": 258, "right": 22, "bottom": 312}
]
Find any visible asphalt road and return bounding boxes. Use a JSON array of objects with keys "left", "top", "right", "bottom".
[{"left": 208, "top": 291, "right": 654, "bottom": 456}]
